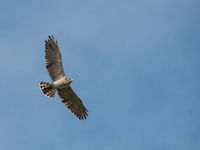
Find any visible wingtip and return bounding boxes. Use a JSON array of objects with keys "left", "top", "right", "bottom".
[
  {"left": 45, "top": 40, "right": 48, "bottom": 44},
  {"left": 48, "top": 35, "right": 54, "bottom": 38},
  {"left": 47, "top": 35, "right": 56, "bottom": 43}
]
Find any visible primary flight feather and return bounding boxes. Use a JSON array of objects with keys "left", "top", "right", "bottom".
[{"left": 39, "top": 35, "right": 88, "bottom": 120}]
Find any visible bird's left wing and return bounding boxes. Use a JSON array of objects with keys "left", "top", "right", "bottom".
[
  {"left": 45, "top": 35, "right": 65, "bottom": 81},
  {"left": 57, "top": 86, "right": 88, "bottom": 120}
]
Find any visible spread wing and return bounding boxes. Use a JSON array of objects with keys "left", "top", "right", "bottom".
[
  {"left": 57, "top": 86, "right": 88, "bottom": 120},
  {"left": 45, "top": 35, "right": 65, "bottom": 81}
]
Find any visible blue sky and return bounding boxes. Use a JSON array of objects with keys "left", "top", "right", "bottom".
[{"left": 0, "top": 0, "right": 199, "bottom": 149}]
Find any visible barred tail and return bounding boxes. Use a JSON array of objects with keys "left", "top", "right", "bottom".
[{"left": 39, "top": 81, "right": 56, "bottom": 98}]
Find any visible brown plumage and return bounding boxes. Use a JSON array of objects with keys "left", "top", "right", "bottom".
[{"left": 40, "top": 35, "right": 88, "bottom": 120}]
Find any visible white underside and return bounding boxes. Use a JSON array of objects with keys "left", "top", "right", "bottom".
[{"left": 52, "top": 76, "right": 69, "bottom": 89}]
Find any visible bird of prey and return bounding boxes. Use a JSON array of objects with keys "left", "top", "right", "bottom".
[{"left": 39, "top": 35, "right": 88, "bottom": 120}]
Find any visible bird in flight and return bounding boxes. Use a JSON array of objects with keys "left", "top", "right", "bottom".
[{"left": 39, "top": 35, "right": 88, "bottom": 120}]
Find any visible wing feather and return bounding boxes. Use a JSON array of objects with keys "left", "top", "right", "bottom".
[
  {"left": 57, "top": 86, "right": 88, "bottom": 120},
  {"left": 45, "top": 35, "right": 65, "bottom": 81}
]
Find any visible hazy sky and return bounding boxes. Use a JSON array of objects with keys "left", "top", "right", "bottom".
[{"left": 0, "top": 0, "right": 199, "bottom": 149}]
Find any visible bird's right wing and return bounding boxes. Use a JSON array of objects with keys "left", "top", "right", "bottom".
[
  {"left": 57, "top": 86, "right": 88, "bottom": 120},
  {"left": 45, "top": 35, "right": 65, "bottom": 81}
]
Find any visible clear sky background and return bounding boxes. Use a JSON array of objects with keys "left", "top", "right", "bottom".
[{"left": 0, "top": 0, "right": 199, "bottom": 149}]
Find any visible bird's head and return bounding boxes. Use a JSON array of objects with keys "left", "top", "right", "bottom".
[{"left": 65, "top": 78, "right": 73, "bottom": 85}]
